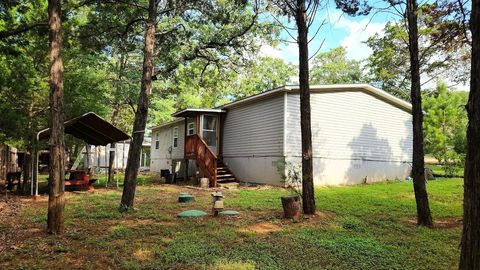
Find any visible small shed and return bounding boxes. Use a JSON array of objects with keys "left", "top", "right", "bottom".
[{"left": 0, "top": 144, "right": 20, "bottom": 183}]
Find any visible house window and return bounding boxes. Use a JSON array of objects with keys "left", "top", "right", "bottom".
[
  {"left": 187, "top": 120, "right": 195, "bottom": 135},
  {"left": 173, "top": 127, "right": 178, "bottom": 148},
  {"left": 202, "top": 115, "right": 217, "bottom": 148},
  {"left": 155, "top": 132, "right": 160, "bottom": 150}
]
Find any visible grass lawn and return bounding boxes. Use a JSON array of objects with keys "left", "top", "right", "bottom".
[{"left": 0, "top": 178, "right": 463, "bottom": 270}]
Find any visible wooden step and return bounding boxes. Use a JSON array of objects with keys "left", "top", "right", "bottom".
[
  {"left": 217, "top": 177, "right": 237, "bottom": 182},
  {"left": 214, "top": 159, "right": 238, "bottom": 184}
]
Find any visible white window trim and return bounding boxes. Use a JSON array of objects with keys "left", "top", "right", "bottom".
[
  {"left": 187, "top": 121, "right": 195, "bottom": 135},
  {"left": 155, "top": 132, "right": 160, "bottom": 150},
  {"left": 173, "top": 127, "right": 179, "bottom": 148},
  {"left": 201, "top": 114, "right": 217, "bottom": 132},
  {"left": 200, "top": 115, "right": 218, "bottom": 149}
]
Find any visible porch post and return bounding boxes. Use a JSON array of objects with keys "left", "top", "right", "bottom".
[
  {"left": 218, "top": 114, "right": 223, "bottom": 157},
  {"left": 195, "top": 115, "right": 200, "bottom": 135},
  {"left": 184, "top": 117, "right": 188, "bottom": 181}
]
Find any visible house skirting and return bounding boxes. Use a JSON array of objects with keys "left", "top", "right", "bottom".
[
  {"left": 285, "top": 157, "right": 411, "bottom": 186},
  {"left": 222, "top": 156, "right": 285, "bottom": 186},
  {"left": 223, "top": 156, "right": 411, "bottom": 186}
]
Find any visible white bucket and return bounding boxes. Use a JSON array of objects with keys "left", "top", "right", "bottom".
[{"left": 200, "top": 177, "right": 209, "bottom": 188}]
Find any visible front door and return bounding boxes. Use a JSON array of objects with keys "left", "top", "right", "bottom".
[{"left": 201, "top": 114, "right": 218, "bottom": 154}]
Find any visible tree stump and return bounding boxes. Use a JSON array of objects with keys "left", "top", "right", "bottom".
[
  {"left": 424, "top": 168, "right": 435, "bottom": 180},
  {"left": 281, "top": 195, "right": 301, "bottom": 219}
]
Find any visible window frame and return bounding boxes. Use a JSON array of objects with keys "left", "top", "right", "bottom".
[
  {"left": 200, "top": 114, "right": 218, "bottom": 149},
  {"left": 155, "top": 132, "right": 160, "bottom": 150},
  {"left": 187, "top": 120, "right": 195, "bottom": 136},
  {"left": 173, "top": 127, "right": 179, "bottom": 148}
]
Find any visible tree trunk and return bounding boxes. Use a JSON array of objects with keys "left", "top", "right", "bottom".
[
  {"left": 32, "top": 147, "right": 38, "bottom": 196},
  {"left": 120, "top": 0, "right": 156, "bottom": 211},
  {"left": 21, "top": 149, "right": 31, "bottom": 194},
  {"left": 107, "top": 106, "right": 120, "bottom": 187},
  {"left": 459, "top": 0, "right": 480, "bottom": 267},
  {"left": 85, "top": 143, "right": 92, "bottom": 175},
  {"left": 46, "top": 0, "right": 66, "bottom": 235},
  {"left": 295, "top": 0, "right": 315, "bottom": 215},
  {"left": 406, "top": 0, "right": 433, "bottom": 227},
  {"left": 22, "top": 104, "right": 35, "bottom": 194}
]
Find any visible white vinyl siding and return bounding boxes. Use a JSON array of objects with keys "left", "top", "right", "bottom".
[
  {"left": 150, "top": 120, "right": 185, "bottom": 172},
  {"left": 285, "top": 91, "right": 412, "bottom": 162},
  {"left": 171, "top": 122, "right": 184, "bottom": 159},
  {"left": 222, "top": 94, "right": 285, "bottom": 157},
  {"left": 151, "top": 127, "right": 172, "bottom": 159},
  {"left": 149, "top": 85, "right": 412, "bottom": 185}
]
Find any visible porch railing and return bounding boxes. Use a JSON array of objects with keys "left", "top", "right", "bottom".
[{"left": 185, "top": 134, "right": 217, "bottom": 187}]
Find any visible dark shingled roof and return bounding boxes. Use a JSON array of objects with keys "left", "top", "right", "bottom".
[{"left": 38, "top": 112, "right": 130, "bottom": 146}]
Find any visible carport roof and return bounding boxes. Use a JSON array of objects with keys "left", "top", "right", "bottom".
[{"left": 38, "top": 112, "right": 130, "bottom": 146}]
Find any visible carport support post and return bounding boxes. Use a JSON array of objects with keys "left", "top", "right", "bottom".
[
  {"left": 184, "top": 117, "right": 188, "bottom": 181},
  {"left": 85, "top": 144, "right": 91, "bottom": 175},
  {"left": 34, "top": 150, "right": 39, "bottom": 196},
  {"left": 31, "top": 147, "right": 36, "bottom": 196},
  {"left": 31, "top": 136, "right": 39, "bottom": 197}
]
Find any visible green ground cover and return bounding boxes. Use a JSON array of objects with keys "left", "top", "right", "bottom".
[{"left": 1, "top": 178, "right": 463, "bottom": 270}]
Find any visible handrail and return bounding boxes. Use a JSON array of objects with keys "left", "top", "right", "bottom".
[{"left": 185, "top": 134, "right": 217, "bottom": 187}]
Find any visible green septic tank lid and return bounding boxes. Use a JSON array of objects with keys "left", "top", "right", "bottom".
[
  {"left": 219, "top": 210, "right": 240, "bottom": 216},
  {"left": 177, "top": 210, "right": 208, "bottom": 218},
  {"left": 178, "top": 194, "right": 195, "bottom": 203}
]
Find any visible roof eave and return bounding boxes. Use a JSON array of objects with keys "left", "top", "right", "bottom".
[
  {"left": 151, "top": 118, "right": 185, "bottom": 131},
  {"left": 221, "top": 85, "right": 289, "bottom": 109},
  {"left": 171, "top": 108, "right": 226, "bottom": 118},
  {"left": 221, "top": 84, "right": 412, "bottom": 113}
]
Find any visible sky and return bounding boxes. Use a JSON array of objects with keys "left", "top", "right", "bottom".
[
  {"left": 258, "top": 3, "right": 470, "bottom": 91},
  {"left": 259, "top": 4, "right": 397, "bottom": 64}
]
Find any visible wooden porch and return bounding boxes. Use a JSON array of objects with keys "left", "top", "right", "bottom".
[
  {"left": 184, "top": 135, "right": 237, "bottom": 187},
  {"left": 173, "top": 109, "right": 237, "bottom": 187}
]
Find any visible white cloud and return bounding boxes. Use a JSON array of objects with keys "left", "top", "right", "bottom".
[
  {"left": 284, "top": 42, "right": 299, "bottom": 65},
  {"left": 258, "top": 44, "right": 284, "bottom": 59},
  {"left": 331, "top": 12, "right": 386, "bottom": 61}
]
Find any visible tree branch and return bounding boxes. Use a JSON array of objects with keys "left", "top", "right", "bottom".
[{"left": 0, "top": 22, "right": 48, "bottom": 39}]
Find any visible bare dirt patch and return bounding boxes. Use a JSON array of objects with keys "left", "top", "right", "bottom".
[
  {"left": 133, "top": 248, "right": 154, "bottom": 261},
  {"left": 120, "top": 218, "right": 156, "bottom": 226},
  {"left": 276, "top": 211, "right": 333, "bottom": 226},
  {"left": 0, "top": 197, "right": 24, "bottom": 216},
  {"left": 434, "top": 217, "right": 463, "bottom": 228},
  {"left": 0, "top": 196, "right": 35, "bottom": 254},
  {"left": 406, "top": 217, "right": 462, "bottom": 228},
  {"left": 239, "top": 222, "right": 282, "bottom": 234}
]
